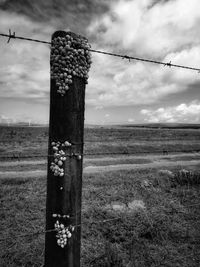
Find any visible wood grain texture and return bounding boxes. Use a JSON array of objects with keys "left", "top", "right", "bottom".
[{"left": 44, "top": 31, "right": 86, "bottom": 267}]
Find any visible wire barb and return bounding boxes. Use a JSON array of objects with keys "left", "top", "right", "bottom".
[
  {"left": 0, "top": 30, "right": 51, "bottom": 45},
  {"left": 122, "top": 55, "right": 131, "bottom": 62},
  {"left": 7, "top": 29, "right": 15, "bottom": 43},
  {"left": 164, "top": 61, "right": 172, "bottom": 68}
]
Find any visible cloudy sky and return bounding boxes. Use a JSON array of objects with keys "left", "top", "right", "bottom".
[{"left": 0, "top": 0, "right": 200, "bottom": 125}]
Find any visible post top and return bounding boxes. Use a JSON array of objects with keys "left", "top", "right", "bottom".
[{"left": 52, "top": 31, "right": 87, "bottom": 42}]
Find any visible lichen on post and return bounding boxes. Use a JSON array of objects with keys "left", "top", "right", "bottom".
[{"left": 45, "top": 31, "right": 91, "bottom": 267}]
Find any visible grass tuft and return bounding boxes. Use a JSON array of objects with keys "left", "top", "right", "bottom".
[
  {"left": 0, "top": 178, "right": 29, "bottom": 186},
  {"left": 172, "top": 169, "right": 200, "bottom": 186}
]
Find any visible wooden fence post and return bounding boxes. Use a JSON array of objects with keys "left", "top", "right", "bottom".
[{"left": 44, "top": 31, "right": 91, "bottom": 267}]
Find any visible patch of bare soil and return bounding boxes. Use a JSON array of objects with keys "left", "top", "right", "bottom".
[
  {"left": 0, "top": 152, "right": 199, "bottom": 167},
  {"left": 0, "top": 157, "right": 200, "bottom": 178},
  {"left": 84, "top": 159, "right": 200, "bottom": 173}
]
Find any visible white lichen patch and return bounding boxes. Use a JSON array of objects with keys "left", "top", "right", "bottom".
[
  {"left": 111, "top": 202, "right": 126, "bottom": 211},
  {"left": 50, "top": 141, "right": 71, "bottom": 176},
  {"left": 127, "top": 200, "right": 146, "bottom": 211},
  {"left": 54, "top": 220, "right": 75, "bottom": 248},
  {"left": 50, "top": 33, "right": 92, "bottom": 95},
  {"left": 105, "top": 200, "right": 145, "bottom": 213}
]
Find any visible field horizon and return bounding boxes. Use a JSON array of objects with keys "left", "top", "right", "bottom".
[{"left": 0, "top": 122, "right": 200, "bottom": 129}]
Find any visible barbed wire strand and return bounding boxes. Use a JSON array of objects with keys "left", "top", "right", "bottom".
[
  {"left": 0, "top": 217, "right": 120, "bottom": 242},
  {"left": 0, "top": 30, "right": 200, "bottom": 73},
  {"left": 0, "top": 30, "right": 50, "bottom": 45},
  {"left": 0, "top": 203, "right": 200, "bottom": 242},
  {"left": 0, "top": 138, "right": 199, "bottom": 144},
  {"left": 0, "top": 149, "right": 199, "bottom": 160},
  {"left": 1, "top": 199, "right": 200, "bottom": 213},
  {"left": 1, "top": 199, "right": 200, "bottom": 242}
]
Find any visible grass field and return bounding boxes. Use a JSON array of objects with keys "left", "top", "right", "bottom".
[
  {"left": 0, "top": 125, "right": 200, "bottom": 158},
  {"left": 0, "top": 125, "right": 200, "bottom": 266}
]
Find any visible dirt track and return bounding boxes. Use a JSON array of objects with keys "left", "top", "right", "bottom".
[
  {"left": 0, "top": 152, "right": 199, "bottom": 179},
  {"left": 0, "top": 152, "right": 199, "bottom": 167},
  {"left": 84, "top": 159, "right": 200, "bottom": 173}
]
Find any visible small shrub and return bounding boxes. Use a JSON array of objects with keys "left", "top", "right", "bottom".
[
  {"left": 172, "top": 169, "right": 200, "bottom": 186},
  {"left": 153, "top": 170, "right": 174, "bottom": 190},
  {"left": 156, "top": 169, "right": 200, "bottom": 188}
]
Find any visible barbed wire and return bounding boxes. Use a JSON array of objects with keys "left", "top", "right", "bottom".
[
  {"left": 0, "top": 30, "right": 200, "bottom": 73},
  {"left": 0, "top": 29, "right": 50, "bottom": 45},
  {"left": 0, "top": 140, "right": 199, "bottom": 144},
  {"left": 0, "top": 149, "right": 200, "bottom": 160},
  {"left": 0, "top": 217, "right": 121, "bottom": 242},
  {"left": 1, "top": 200, "right": 200, "bottom": 243},
  {"left": 0, "top": 140, "right": 47, "bottom": 143},
  {"left": 1, "top": 199, "right": 200, "bottom": 243}
]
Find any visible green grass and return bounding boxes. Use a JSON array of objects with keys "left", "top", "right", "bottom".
[{"left": 0, "top": 167, "right": 200, "bottom": 266}]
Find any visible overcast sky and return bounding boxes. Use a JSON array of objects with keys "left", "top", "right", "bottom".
[{"left": 0, "top": 0, "right": 200, "bottom": 125}]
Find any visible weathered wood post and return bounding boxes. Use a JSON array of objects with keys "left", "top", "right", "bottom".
[{"left": 45, "top": 31, "right": 91, "bottom": 267}]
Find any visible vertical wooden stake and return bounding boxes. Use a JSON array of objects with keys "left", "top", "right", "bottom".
[{"left": 45, "top": 31, "right": 89, "bottom": 267}]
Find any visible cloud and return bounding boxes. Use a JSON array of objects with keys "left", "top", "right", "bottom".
[
  {"left": 0, "top": 10, "right": 53, "bottom": 101},
  {"left": 1, "top": 0, "right": 200, "bottom": 125},
  {"left": 0, "top": 1, "right": 109, "bottom": 103},
  {"left": 85, "top": 0, "right": 200, "bottom": 107},
  {"left": 0, "top": 112, "right": 46, "bottom": 124},
  {"left": 86, "top": 45, "right": 200, "bottom": 106},
  {"left": 0, "top": 114, "right": 10, "bottom": 121},
  {"left": 0, "top": 114, "right": 17, "bottom": 124},
  {"left": 0, "top": 0, "right": 110, "bottom": 34},
  {"left": 88, "top": 0, "right": 200, "bottom": 57},
  {"left": 0, "top": 4, "right": 110, "bottom": 104},
  {"left": 95, "top": 105, "right": 104, "bottom": 110},
  {"left": 140, "top": 101, "right": 200, "bottom": 123}
]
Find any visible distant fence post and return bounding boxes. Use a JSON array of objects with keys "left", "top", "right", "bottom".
[{"left": 44, "top": 31, "right": 91, "bottom": 267}]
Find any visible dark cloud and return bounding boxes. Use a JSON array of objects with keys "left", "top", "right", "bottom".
[{"left": 0, "top": 0, "right": 110, "bottom": 35}]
